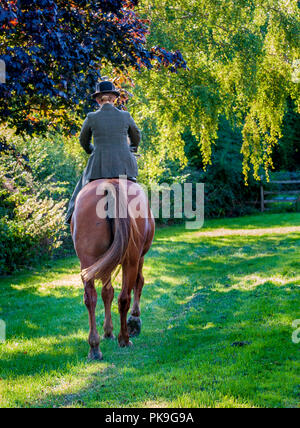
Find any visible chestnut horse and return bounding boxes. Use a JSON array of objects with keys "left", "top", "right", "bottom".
[{"left": 71, "top": 178, "right": 155, "bottom": 360}]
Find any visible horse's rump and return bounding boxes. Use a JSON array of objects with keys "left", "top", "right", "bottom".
[{"left": 73, "top": 179, "right": 151, "bottom": 282}]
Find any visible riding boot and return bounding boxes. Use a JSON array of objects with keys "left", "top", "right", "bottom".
[{"left": 65, "top": 175, "right": 84, "bottom": 224}]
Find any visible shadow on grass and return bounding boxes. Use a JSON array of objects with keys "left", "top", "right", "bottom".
[
  {"left": 33, "top": 279, "right": 299, "bottom": 408},
  {"left": 0, "top": 222, "right": 299, "bottom": 407}
]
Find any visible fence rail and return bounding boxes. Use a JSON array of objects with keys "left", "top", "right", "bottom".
[
  {"left": 264, "top": 190, "right": 300, "bottom": 195},
  {"left": 260, "top": 179, "right": 300, "bottom": 212},
  {"left": 267, "top": 180, "right": 300, "bottom": 184}
]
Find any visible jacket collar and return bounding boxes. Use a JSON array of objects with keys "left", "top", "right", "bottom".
[{"left": 99, "top": 103, "right": 115, "bottom": 111}]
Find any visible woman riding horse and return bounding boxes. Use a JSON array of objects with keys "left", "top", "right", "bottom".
[
  {"left": 68, "top": 81, "right": 155, "bottom": 360},
  {"left": 65, "top": 80, "right": 141, "bottom": 224}
]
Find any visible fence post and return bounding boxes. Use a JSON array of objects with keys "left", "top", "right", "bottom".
[{"left": 260, "top": 180, "right": 265, "bottom": 212}]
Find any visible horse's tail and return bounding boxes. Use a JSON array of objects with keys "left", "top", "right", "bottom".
[{"left": 81, "top": 181, "right": 138, "bottom": 283}]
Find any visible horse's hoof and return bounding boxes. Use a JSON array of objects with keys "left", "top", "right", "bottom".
[
  {"left": 88, "top": 349, "right": 103, "bottom": 361},
  {"left": 119, "top": 339, "right": 133, "bottom": 348},
  {"left": 127, "top": 316, "right": 142, "bottom": 337},
  {"left": 103, "top": 334, "right": 116, "bottom": 340}
]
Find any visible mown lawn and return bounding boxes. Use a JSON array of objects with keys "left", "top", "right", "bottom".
[{"left": 0, "top": 213, "right": 299, "bottom": 408}]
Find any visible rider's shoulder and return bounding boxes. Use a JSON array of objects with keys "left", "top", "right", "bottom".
[
  {"left": 113, "top": 107, "right": 130, "bottom": 117},
  {"left": 87, "top": 108, "right": 129, "bottom": 120},
  {"left": 86, "top": 110, "right": 99, "bottom": 119},
  {"left": 120, "top": 109, "right": 131, "bottom": 119}
]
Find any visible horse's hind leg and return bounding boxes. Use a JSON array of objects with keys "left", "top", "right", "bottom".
[
  {"left": 83, "top": 279, "right": 102, "bottom": 361},
  {"left": 128, "top": 257, "right": 144, "bottom": 337},
  {"left": 118, "top": 261, "right": 138, "bottom": 347},
  {"left": 101, "top": 278, "right": 115, "bottom": 339}
]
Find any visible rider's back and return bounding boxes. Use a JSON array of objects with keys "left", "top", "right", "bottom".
[{"left": 80, "top": 103, "right": 141, "bottom": 179}]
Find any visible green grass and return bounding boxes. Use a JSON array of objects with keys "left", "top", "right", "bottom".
[{"left": 0, "top": 212, "right": 299, "bottom": 408}]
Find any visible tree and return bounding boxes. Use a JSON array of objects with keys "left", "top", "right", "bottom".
[
  {"left": 0, "top": 0, "right": 186, "bottom": 135},
  {"left": 131, "top": 0, "right": 300, "bottom": 181},
  {"left": 272, "top": 98, "right": 300, "bottom": 171},
  {"left": 0, "top": 0, "right": 187, "bottom": 273}
]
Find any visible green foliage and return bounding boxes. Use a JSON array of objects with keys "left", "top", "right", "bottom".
[
  {"left": 184, "top": 117, "right": 260, "bottom": 218},
  {"left": 0, "top": 135, "right": 68, "bottom": 274},
  {"left": 12, "top": 131, "right": 86, "bottom": 199},
  {"left": 0, "top": 0, "right": 185, "bottom": 135},
  {"left": 136, "top": 116, "right": 260, "bottom": 223},
  {"left": 272, "top": 99, "right": 300, "bottom": 171},
  {"left": 132, "top": 0, "right": 300, "bottom": 182}
]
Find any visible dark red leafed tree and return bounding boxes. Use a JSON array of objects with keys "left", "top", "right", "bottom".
[{"left": 0, "top": 0, "right": 186, "bottom": 134}]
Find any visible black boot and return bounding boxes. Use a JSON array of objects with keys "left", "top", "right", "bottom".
[
  {"left": 65, "top": 176, "right": 84, "bottom": 226},
  {"left": 64, "top": 212, "right": 73, "bottom": 225}
]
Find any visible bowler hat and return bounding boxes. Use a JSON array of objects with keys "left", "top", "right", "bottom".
[{"left": 92, "top": 81, "right": 120, "bottom": 99}]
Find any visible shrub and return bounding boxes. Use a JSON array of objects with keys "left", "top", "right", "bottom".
[{"left": 0, "top": 137, "right": 67, "bottom": 274}]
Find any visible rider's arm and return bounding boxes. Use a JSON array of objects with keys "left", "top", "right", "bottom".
[
  {"left": 128, "top": 114, "right": 141, "bottom": 153},
  {"left": 79, "top": 116, "right": 94, "bottom": 154}
]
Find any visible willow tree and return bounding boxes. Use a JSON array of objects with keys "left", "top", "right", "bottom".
[{"left": 131, "top": 0, "right": 300, "bottom": 181}]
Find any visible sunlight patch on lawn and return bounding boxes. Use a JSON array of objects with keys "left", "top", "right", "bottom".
[
  {"left": 10, "top": 274, "right": 83, "bottom": 298},
  {"left": 193, "top": 226, "right": 300, "bottom": 238},
  {"left": 38, "top": 274, "right": 82, "bottom": 289},
  {"left": 45, "top": 363, "right": 111, "bottom": 397},
  {"left": 134, "top": 400, "right": 170, "bottom": 408},
  {"left": 203, "top": 322, "right": 216, "bottom": 330},
  {"left": 11, "top": 273, "right": 83, "bottom": 291},
  {"left": 262, "top": 313, "right": 297, "bottom": 328},
  {"left": 226, "top": 274, "right": 298, "bottom": 291},
  {"left": 1, "top": 331, "right": 86, "bottom": 356},
  {"left": 24, "top": 320, "right": 39, "bottom": 330},
  {"left": 171, "top": 392, "right": 256, "bottom": 408}
]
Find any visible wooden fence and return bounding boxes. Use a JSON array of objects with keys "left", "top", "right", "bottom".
[{"left": 260, "top": 179, "right": 300, "bottom": 212}]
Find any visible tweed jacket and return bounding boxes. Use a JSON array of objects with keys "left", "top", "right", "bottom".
[{"left": 79, "top": 103, "right": 141, "bottom": 184}]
